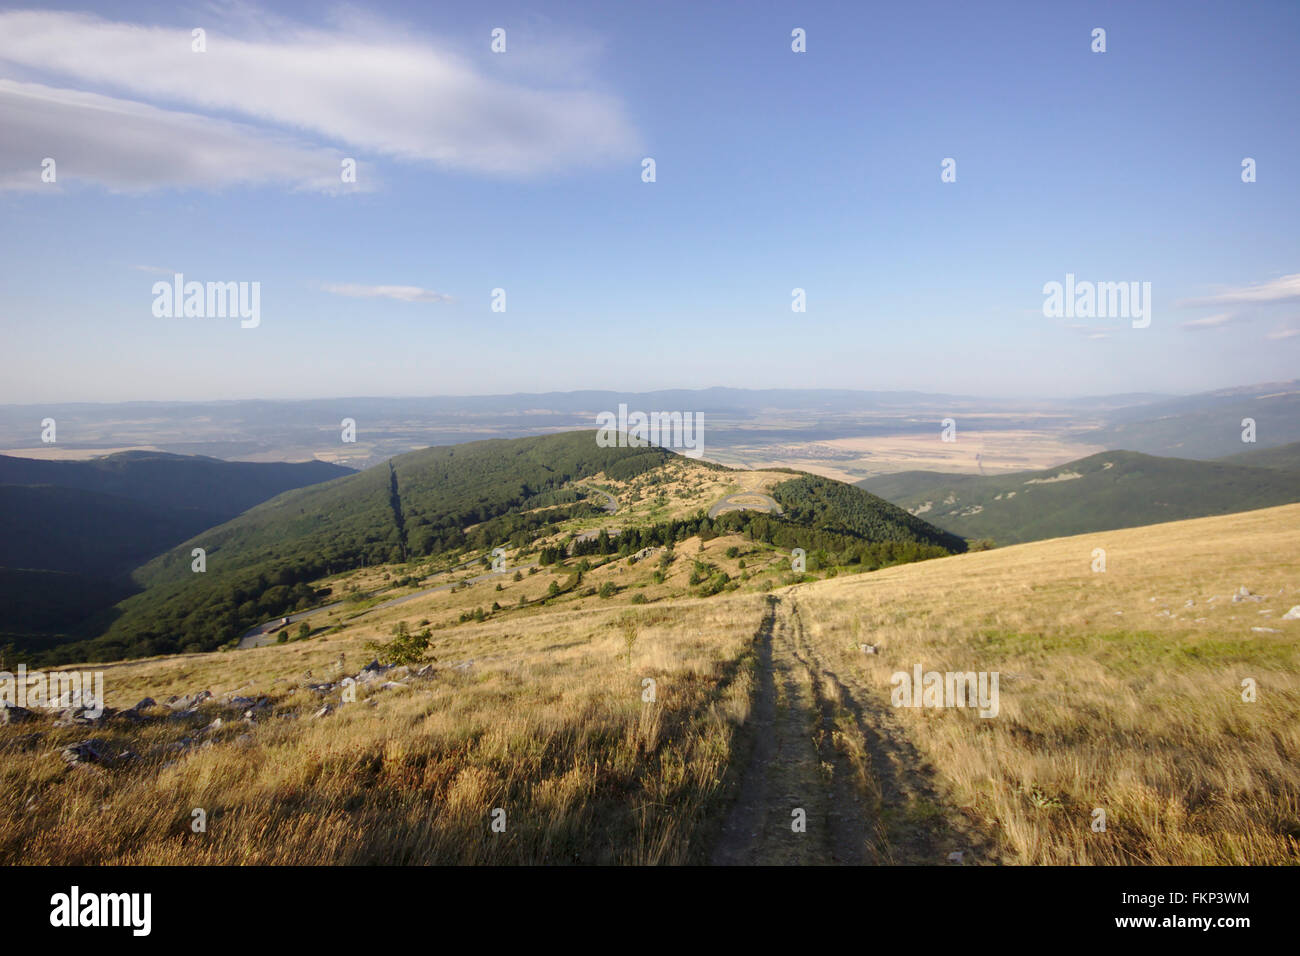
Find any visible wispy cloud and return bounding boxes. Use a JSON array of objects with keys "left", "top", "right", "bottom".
[
  {"left": 0, "top": 79, "right": 354, "bottom": 193},
  {"left": 1265, "top": 327, "right": 1300, "bottom": 340},
  {"left": 1063, "top": 323, "right": 1111, "bottom": 340},
  {"left": 1178, "top": 273, "right": 1300, "bottom": 307},
  {"left": 322, "top": 283, "right": 453, "bottom": 303},
  {"left": 0, "top": 9, "right": 640, "bottom": 192},
  {"left": 1179, "top": 312, "right": 1237, "bottom": 330}
]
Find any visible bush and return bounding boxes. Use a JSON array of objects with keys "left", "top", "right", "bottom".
[
  {"left": 599, "top": 581, "right": 617, "bottom": 599},
  {"left": 366, "top": 620, "right": 435, "bottom": 666}
]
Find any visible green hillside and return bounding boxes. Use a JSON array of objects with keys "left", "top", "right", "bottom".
[
  {"left": 69, "top": 433, "right": 676, "bottom": 661},
  {"left": 0, "top": 453, "right": 353, "bottom": 653},
  {"left": 857, "top": 450, "right": 1300, "bottom": 545},
  {"left": 38, "top": 432, "right": 964, "bottom": 663},
  {"left": 770, "top": 474, "right": 966, "bottom": 552},
  {"left": 1216, "top": 439, "right": 1300, "bottom": 472}
]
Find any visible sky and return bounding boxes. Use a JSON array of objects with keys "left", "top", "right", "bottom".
[{"left": 1, "top": 0, "right": 1297, "bottom": 403}]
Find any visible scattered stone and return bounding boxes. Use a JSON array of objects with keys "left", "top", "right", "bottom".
[
  {"left": 131, "top": 697, "right": 156, "bottom": 711},
  {"left": 61, "top": 739, "right": 112, "bottom": 766},
  {"left": 1252, "top": 627, "right": 1281, "bottom": 634},
  {"left": 947, "top": 851, "right": 964, "bottom": 864},
  {"left": 204, "top": 718, "right": 223, "bottom": 733},
  {"left": 1233, "top": 587, "right": 1264, "bottom": 604},
  {"left": 859, "top": 643, "right": 878, "bottom": 655},
  {"left": 1, "top": 704, "right": 36, "bottom": 725},
  {"left": 1283, "top": 606, "right": 1300, "bottom": 621},
  {"left": 415, "top": 664, "right": 435, "bottom": 679},
  {"left": 1184, "top": 600, "right": 1195, "bottom": 608},
  {"left": 377, "top": 681, "right": 405, "bottom": 692},
  {"left": 234, "top": 734, "right": 254, "bottom": 746},
  {"left": 312, "top": 704, "right": 333, "bottom": 719}
]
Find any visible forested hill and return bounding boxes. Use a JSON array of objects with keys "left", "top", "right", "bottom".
[
  {"left": 75, "top": 433, "right": 678, "bottom": 661},
  {"left": 770, "top": 474, "right": 967, "bottom": 553},
  {"left": 0, "top": 452, "right": 353, "bottom": 655},
  {"left": 0, "top": 451, "right": 352, "bottom": 515}
]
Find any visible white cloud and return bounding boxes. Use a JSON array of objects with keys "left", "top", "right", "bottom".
[
  {"left": 1265, "top": 327, "right": 1300, "bottom": 340},
  {"left": 0, "top": 79, "right": 354, "bottom": 192},
  {"left": 1179, "top": 312, "right": 1237, "bottom": 330},
  {"left": 323, "top": 283, "right": 453, "bottom": 303},
  {"left": 0, "top": 9, "right": 640, "bottom": 182},
  {"left": 1179, "top": 273, "right": 1300, "bottom": 307}
]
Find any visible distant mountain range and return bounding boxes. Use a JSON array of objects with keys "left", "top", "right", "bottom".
[
  {"left": 1073, "top": 381, "right": 1300, "bottom": 459},
  {"left": 858, "top": 442, "right": 1300, "bottom": 545}
]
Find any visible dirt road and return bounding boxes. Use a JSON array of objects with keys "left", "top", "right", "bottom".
[{"left": 711, "top": 594, "right": 991, "bottom": 865}]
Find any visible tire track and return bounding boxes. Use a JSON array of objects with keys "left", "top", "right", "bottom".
[{"left": 711, "top": 594, "right": 996, "bottom": 865}]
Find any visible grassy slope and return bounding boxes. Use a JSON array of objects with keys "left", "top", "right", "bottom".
[
  {"left": 858, "top": 449, "right": 1300, "bottom": 544},
  {"left": 786, "top": 502, "right": 1300, "bottom": 864},
  {"left": 4, "top": 504, "right": 1296, "bottom": 864}
]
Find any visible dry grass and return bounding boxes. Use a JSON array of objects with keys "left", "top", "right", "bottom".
[
  {"left": 7, "top": 503, "right": 1299, "bottom": 865},
  {"left": 1, "top": 597, "right": 769, "bottom": 864},
  {"left": 787, "top": 503, "right": 1300, "bottom": 864}
]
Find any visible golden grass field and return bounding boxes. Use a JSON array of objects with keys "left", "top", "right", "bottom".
[{"left": 3, "top": 503, "right": 1297, "bottom": 865}]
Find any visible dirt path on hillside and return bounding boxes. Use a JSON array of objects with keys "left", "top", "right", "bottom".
[{"left": 711, "top": 595, "right": 994, "bottom": 865}]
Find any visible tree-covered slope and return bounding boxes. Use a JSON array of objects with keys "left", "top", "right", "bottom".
[
  {"left": 1216, "top": 440, "right": 1300, "bottom": 472},
  {"left": 857, "top": 450, "right": 1300, "bottom": 545},
  {"left": 770, "top": 474, "right": 967, "bottom": 552},
  {"left": 74, "top": 433, "right": 675, "bottom": 661},
  {"left": 0, "top": 453, "right": 354, "bottom": 652},
  {"left": 0, "top": 451, "right": 352, "bottom": 514}
]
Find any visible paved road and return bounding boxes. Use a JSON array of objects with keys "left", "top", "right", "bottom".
[
  {"left": 707, "top": 488, "right": 784, "bottom": 519},
  {"left": 582, "top": 485, "right": 618, "bottom": 514}
]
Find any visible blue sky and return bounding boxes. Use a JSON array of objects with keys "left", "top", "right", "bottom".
[{"left": 1, "top": 0, "right": 1297, "bottom": 403}]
